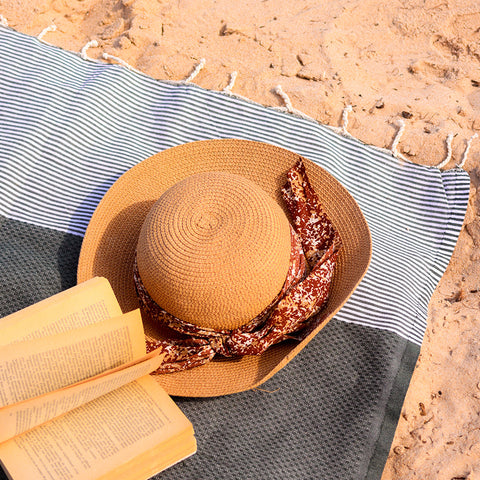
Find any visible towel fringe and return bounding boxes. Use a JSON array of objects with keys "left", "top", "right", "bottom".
[
  {"left": 274, "top": 85, "right": 294, "bottom": 113},
  {"left": 457, "top": 132, "right": 478, "bottom": 169},
  {"left": 271, "top": 86, "right": 316, "bottom": 122},
  {"left": 184, "top": 58, "right": 206, "bottom": 83},
  {"left": 37, "top": 24, "right": 56, "bottom": 42},
  {"left": 80, "top": 40, "right": 98, "bottom": 61},
  {"left": 435, "top": 133, "right": 455, "bottom": 169},
  {"left": 223, "top": 71, "right": 238, "bottom": 94},
  {"left": 391, "top": 118, "right": 405, "bottom": 157},
  {"left": 3, "top": 22, "right": 476, "bottom": 172},
  {"left": 102, "top": 52, "right": 143, "bottom": 75},
  {"left": 341, "top": 105, "right": 353, "bottom": 135}
]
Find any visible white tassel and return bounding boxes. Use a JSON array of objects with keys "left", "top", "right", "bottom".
[
  {"left": 274, "top": 85, "right": 294, "bottom": 113},
  {"left": 436, "top": 133, "right": 455, "bottom": 169},
  {"left": 37, "top": 24, "right": 57, "bottom": 41},
  {"left": 457, "top": 133, "right": 478, "bottom": 169},
  {"left": 184, "top": 58, "right": 206, "bottom": 83},
  {"left": 0, "top": 14, "right": 8, "bottom": 27},
  {"left": 80, "top": 40, "right": 98, "bottom": 61},
  {"left": 341, "top": 105, "right": 353, "bottom": 135},
  {"left": 223, "top": 71, "right": 238, "bottom": 94},
  {"left": 391, "top": 119, "right": 406, "bottom": 158},
  {"left": 102, "top": 52, "right": 143, "bottom": 75}
]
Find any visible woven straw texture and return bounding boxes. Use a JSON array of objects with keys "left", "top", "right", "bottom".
[
  {"left": 136, "top": 171, "right": 292, "bottom": 330},
  {"left": 78, "top": 139, "right": 372, "bottom": 396}
]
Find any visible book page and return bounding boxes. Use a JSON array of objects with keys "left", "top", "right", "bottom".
[
  {"left": 0, "top": 351, "right": 164, "bottom": 444},
  {"left": 98, "top": 429, "right": 197, "bottom": 480},
  {"left": 98, "top": 430, "right": 197, "bottom": 480},
  {"left": 0, "top": 376, "right": 195, "bottom": 480},
  {"left": 0, "top": 309, "right": 146, "bottom": 407},
  {"left": 0, "top": 277, "right": 122, "bottom": 346}
]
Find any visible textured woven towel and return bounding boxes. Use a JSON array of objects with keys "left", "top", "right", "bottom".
[{"left": 0, "top": 27, "right": 470, "bottom": 479}]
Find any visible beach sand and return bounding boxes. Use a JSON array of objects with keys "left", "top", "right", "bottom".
[{"left": 2, "top": 1, "right": 480, "bottom": 478}]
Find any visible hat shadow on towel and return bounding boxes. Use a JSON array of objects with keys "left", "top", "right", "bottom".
[{"left": 58, "top": 176, "right": 121, "bottom": 291}]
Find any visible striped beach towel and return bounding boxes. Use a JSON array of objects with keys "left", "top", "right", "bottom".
[{"left": 0, "top": 26, "right": 470, "bottom": 479}]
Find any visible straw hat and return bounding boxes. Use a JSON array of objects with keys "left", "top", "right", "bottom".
[{"left": 78, "top": 139, "right": 371, "bottom": 397}]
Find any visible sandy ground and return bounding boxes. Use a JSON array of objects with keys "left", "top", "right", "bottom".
[{"left": 1, "top": 0, "right": 480, "bottom": 478}]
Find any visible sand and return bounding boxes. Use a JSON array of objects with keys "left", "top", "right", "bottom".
[{"left": 1, "top": 0, "right": 480, "bottom": 478}]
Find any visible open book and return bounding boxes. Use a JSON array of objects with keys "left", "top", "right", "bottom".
[{"left": 0, "top": 277, "right": 196, "bottom": 480}]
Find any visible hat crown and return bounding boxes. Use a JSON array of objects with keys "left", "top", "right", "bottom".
[{"left": 136, "top": 171, "right": 292, "bottom": 331}]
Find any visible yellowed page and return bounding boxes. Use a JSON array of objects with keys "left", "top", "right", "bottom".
[
  {"left": 0, "top": 277, "right": 122, "bottom": 346},
  {"left": 97, "top": 429, "right": 197, "bottom": 480},
  {"left": 0, "top": 376, "right": 194, "bottom": 480},
  {"left": 0, "top": 309, "right": 146, "bottom": 407},
  {"left": 0, "top": 351, "right": 164, "bottom": 444}
]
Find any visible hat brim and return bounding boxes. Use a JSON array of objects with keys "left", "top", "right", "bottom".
[{"left": 77, "top": 139, "right": 371, "bottom": 397}]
